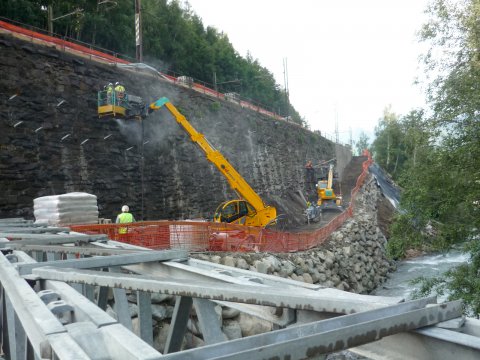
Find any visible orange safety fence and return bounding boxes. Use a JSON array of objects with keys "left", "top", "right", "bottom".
[
  {"left": 0, "top": 20, "right": 130, "bottom": 65},
  {"left": 71, "top": 152, "right": 373, "bottom": 253}
]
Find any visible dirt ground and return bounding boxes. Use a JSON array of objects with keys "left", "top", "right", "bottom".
[
  {"left": 273, "top": 156, "right": 373, "bottom": 233},
  {"left": 279, "top": 155, "right": 396, "bottom": 238}
]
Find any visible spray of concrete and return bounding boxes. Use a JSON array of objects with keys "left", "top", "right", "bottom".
[{"left": 114, "top": 118, "right": 143, "bottom": 144}]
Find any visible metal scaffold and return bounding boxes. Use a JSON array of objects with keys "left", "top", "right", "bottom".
[{"left": 0, "top": 218, "right": 479, "bottom": 359}]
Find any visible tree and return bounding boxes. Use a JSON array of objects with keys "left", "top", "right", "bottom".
[
  {"left": 355, "top": 131, "right": 370, "bottom": 156},
  {"left": 384, "top": 0, "right": 480, "bottom": 316},
  {"left": 0, "top": 0, "right": 300, "bottom": 121},
  {"left": 371, "top": 106, "right": 405, "bottom": 177}
]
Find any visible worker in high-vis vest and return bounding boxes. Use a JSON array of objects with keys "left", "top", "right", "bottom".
[
  {"left": 114, "top": 81, "right": 125, "bottom": 105},
  {"left": 116, "top": 205, "right": 135, "bottom": 234}
]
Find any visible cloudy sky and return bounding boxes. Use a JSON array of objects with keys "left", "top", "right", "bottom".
[{"left": 185, "top": 0, "right": 430, "bottom": 144}]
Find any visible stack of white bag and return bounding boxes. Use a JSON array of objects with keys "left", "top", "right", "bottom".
[{"left": 34, "top": 192, "right": 99, "bottom": 225}]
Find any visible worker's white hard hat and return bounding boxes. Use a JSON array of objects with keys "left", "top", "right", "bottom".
[
  {"left": 122, "top": 205, "right": 129, "bottom": 212},
  {"left": 115, "top": 82, "right": 120, "bottom": 85},
  {"left": 109, "top": 83, "right": 113, "bottom": 86}
]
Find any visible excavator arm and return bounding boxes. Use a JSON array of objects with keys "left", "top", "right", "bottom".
[
  {"left": 327, "top": 164, "right": 334, "bottom": 189},
  {"left": 147, "top": 97, "right": 277, "bottom": 227}
]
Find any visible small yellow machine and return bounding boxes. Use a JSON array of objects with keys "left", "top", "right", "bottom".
[
  {"left": 317, "top": 164, "right": 343, "bottom": 209},
  {"left": 98, "top": 93, "right": 277, "bottom": 228}
]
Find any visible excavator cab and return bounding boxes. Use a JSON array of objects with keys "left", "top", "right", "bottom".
[{"left": 213, "top": 200, "right": 256, "bottom": 226}]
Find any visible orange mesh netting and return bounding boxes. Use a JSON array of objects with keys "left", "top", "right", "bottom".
[{"left": 71, "top": 154, "right": 372, "bottom": 253}]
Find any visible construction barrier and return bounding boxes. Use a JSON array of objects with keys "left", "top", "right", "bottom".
[{"left": 71, "top": 152, "right": 373, "bottom": 253}]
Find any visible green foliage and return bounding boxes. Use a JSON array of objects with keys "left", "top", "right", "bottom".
[
  {"left": 209, "top": 101, "right": 221, "bottom": 112},
  {"left": 387, "top": 213, "right": 428, "bottom": 259},
  {"left": 372, "top": 107, "right": 428, "bottom": 180},
  {"left": 375, "top": 0, "right": 480, "bottom": 316},
  {"left": 354, "top": 131, "right": 369, "bottom": 156},
  {"left": 2, "top": 0, "right": 301, "bottom": 123}
]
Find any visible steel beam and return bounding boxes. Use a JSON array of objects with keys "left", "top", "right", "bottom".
[
  {"left": 0, "top": 233, "right": 107, "bottom": 243},
  {"left": 17, "top": 249, "right": 188, "bottom": 275},
  {"left": 33, "top": 267, "right": 405, "bottom": 313},
  {"left": 0, "top": 226, "right": 70, "bottom": 233},
  {"left": 352, "top": 326, "right": 480, "bottom": 360},
  {"left": 164, "top": 296, "right": 193, "bottom": 354},
  {"left": 0, "top": 253, "right": 64, "bottom": 346},
  {"left": 160, "top": 300, "right": 462, "bottom": 360},
  {"left": 8, "top": 243, "right": 149, "bottom": 256},
  {"left": 193, "top": 298, "right": 227, "bottom": 344},
  {"left": 137, "top": 291, "right": 153, "bottom": 345},
  {"left": 0, "top": 253, "right": 89, "bottom": 358}
]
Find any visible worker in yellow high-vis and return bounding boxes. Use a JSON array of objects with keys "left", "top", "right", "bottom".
[
  {"left": 105, "top": 82, "right": 114, "bottom": 104},
  {"left": 116, "top": 205, "right": 135, "bottom": 234},
  {"left": 114, "top": 81, "right": 125, "bottom": 105}
]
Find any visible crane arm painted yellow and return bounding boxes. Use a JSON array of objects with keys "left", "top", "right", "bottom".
[
  {"left": 327, "top": 164, "right": 333, "bottom": 189},
  {"left": 148, "top": 97, "right": 277, "bottom": 227},
  {"left": 317, "top": 164, "right": 342, "bottom": 208}
]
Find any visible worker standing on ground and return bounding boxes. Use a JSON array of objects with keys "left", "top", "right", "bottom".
[
  {"left": 305, "top": 161, "right": 317, "bottom": 203},
  {"left": 116, "top": 205, "right": 135, "bottom": 234}
]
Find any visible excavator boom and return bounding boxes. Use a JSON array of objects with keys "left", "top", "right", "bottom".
[{"left": 151, "top": 98, "right": 266, "bottom": 212}]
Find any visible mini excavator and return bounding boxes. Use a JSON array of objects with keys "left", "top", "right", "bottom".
[
  {"left": 317, "top": 163, "right": 343, "bottom": 210},
  {"left": 305, "top": 161, "right": 343, "bottom": 223}
]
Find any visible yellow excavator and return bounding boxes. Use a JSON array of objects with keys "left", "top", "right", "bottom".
[
  {"left": 317, "top": 163, "right": 343, "bottom": 209},
  {"left": 98, "top": 91, "right": 277, "bottom": 227}
]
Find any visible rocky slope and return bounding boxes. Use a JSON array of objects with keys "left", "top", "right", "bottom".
[{"left": 0, "top": 31, "right": 351, "bottom": 226}]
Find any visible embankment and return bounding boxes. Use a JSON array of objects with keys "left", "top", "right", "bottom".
[{"left": 0, "top": 31, "right": 351, "bottom": 225}]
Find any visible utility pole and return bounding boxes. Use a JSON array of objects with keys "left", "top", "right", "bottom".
[
  {"left": 46, "top": 5, "right": 83, "bottom": 36},
  {"left": 283, "top": 58, "right": 289, "bottom": 118},
  {"left": 47, "top": 5, "right": 53, "bottom": 35},
  {"left": 335, "top": 110, "right": 339, "bottom": 144},
  {"left": 135, "top": 0, "right": 143, "bottom": 62}
]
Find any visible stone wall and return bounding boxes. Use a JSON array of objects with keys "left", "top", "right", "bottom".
[{"left": 0, "top": 32, "right": 351, "bottom": 224}]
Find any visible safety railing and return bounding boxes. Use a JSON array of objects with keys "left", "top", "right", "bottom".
[
  {"left": 0, "top": 17, "right": 352, "bottom": 143},
  {"left": 0, "top": 18, "right": 132, "bottom": 64},
  {"left": 71, "top": 152, "right": 373, "bottom": 253}
]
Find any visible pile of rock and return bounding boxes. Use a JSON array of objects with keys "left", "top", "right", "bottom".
[{"left": 192, "top": 175, "right": 396, "bottom": 294}]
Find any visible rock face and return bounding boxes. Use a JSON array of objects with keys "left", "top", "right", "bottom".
[{"left": 0, "top": 32, "right": 351, "bottom": 224}]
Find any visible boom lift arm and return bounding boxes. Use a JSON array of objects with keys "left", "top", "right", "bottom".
[{"left": 146, "top": 97, "right": 277, "bottom": 227}]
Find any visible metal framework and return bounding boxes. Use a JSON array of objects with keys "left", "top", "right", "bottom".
[{"left": 0, "top": 218, "right": 479, "bottom": 359}]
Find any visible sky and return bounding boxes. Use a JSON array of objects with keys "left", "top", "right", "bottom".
[{"left": 185, "top": 0, "right": 430, "bottom": 145}]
